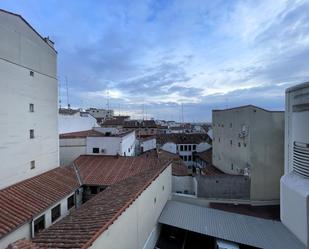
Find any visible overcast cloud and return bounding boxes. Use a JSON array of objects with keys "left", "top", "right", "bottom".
[{"left": 1, "top": 0, "right": 309, "bottom": 121}]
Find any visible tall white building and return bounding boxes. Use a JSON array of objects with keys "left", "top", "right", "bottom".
[
  {"left": 0, "top": 9, "right": 59, "bottom": 189},
  {"left": 212, "top": 105, "right": 284, "bottom": 201},
  {"left": 281, "top": 82, "right": 309, "bottom": 247}
]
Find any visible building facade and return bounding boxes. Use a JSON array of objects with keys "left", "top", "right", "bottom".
[
  {"left": 58, "top": 108, "right": 99, "bottom": 134},
  {"left": 281, "top": 82, "right": 309, "bottom": 247},
  {"left": 87, "top": 108, "right": 114, "bottom": 124},
  {"left": 212, "top": 105, "right": 284, "bottom": 201},
  {"left": 0, "top": 9, "right": 59, "bottom": 189}
]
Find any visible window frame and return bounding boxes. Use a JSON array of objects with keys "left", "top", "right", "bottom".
[
  {"left": 92, "top": 147, "right": 99, "bottom": 154},
  {"left": 33, "top": 215, "right": 45, "bottom": 235},
  {"left": 67, "top": 194, "right": 75, "bottom": 210},
  {"left": 51, "top": 204, "right": 61, "bottom": 223}
]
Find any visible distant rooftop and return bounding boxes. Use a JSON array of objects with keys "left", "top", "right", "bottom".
[
  {"left": 156, "top": 133, "right": 212, "bottom": 145},
  {"left": 213, "top": 104, "right": 284, "bottom": 113},
  {"left": 59, "top": 129, "right": 133, "bottom": 139}
]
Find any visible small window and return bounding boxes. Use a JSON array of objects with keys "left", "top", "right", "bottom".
[
  {"left": 29, "top": 103, "right": 34, "bottom": 112},
  {"left": 180, "top": 145, "right": 183, "bottom": 151},
  {"left": 238, "top": 142, "right": 241, "bottom": 147},
  {"left": 154, "top": 197, "right": 156, "bottom": 204},
  {"left": 30, "top": 129, "right": 34, "bottom": 139},
  {"left": 30, "top": 71, "right": 34, "bottom": 77},
  {"left": 231, "top": 163, "right": 234, "bottom": 170},
  {"left": 30, "top": 160, "right": 35, "bottom": 169},
  {"left": 230, "top": 140, "right": 233, "bottom": 145},
  {"left": 51, "top": 204, "right": 61, "bottom": 223},
  {"left": 218, "top": 138, "right": 221, "bottom": 143},
  {"left": 230, "top": 123, "right": 232, "bottom": 128},
  {"left": 188, "top": 155, "right": 192, "bottom": 161},
  {"left": 244, "top": 143, "right": 247, "bottom": 147},
  {"left": 67, "top": 195, "right": 75, "bottom": 210},
  {"left": 188, "top": 145, "right": 192, "bottom": 151},
  {"left": 184, "top": 145, "right": 188, "bottom": 151},
  {"left": 184, "top": 155, "right": 187, "bottom": 161},
  {"left": 128, "top": 148, "right": 130, "bottom": 152},
  {"left": 162, "top": 186, "right": 164, "bottom": 191},
  {"left": 92, "top": 148, "right": 99, "bottom": 153},
  {"left": 193, "top": 145, "right": 196, "bottom": 150},
  {"left": 33, "top": 215, "right": 45, "bottom": 235},
  {"left": 90, "top": 186, "right": 98, "bottom": 194}
]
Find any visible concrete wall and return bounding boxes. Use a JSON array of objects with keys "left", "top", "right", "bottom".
[
  {"left": 89, "top": 165, "right": 172, "bottom": 249},
  {"left": 172, "top": 176, "right": 196, "bottom": 195},
  {"left": 196, "top": 175, "right": 250, "bottom": 199},
  {"left": 59, "top": 138, "right": 86, "bottom": 166},
  {"left": 212, "top": 106, "right": 284, "bottom": 201},
  {"left": 58, "top": 112, "right": 98, "bottom": 134},
  {"left": 0, "top": 11, "right": 58, "bottom": 189}
]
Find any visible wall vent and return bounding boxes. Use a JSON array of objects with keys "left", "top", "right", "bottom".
[{"left": 293, "top": 142, "right": 309, "bottom": 178}]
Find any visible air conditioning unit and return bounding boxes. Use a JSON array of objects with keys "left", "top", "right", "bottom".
[{"left": 281, "top": 82, "right": 309, "bottom": 247}]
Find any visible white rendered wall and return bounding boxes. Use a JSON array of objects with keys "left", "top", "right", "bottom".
[
  {"left": 59, "top": 113, "right": 98, "bottom": 134},
  {"left": 161, "top": 142, "right": 177, "bottom": 154},
  {"left": 141, "top": 138, "right": 156, "bottom": 152},
  {"left": 59, "top": 138, "right": 86, "bottom": 166},
  {"left": 86, "top": 132, "right": 135, "bottom": 156},
  {"left": 0, "top": 223, "right": 30, "bottom": 249},
  {"left": 89, "top": 165, "right": 172, "bottom": 249},
  {"left": 0, "top": 12, "right": 58, "bottom": 189}
]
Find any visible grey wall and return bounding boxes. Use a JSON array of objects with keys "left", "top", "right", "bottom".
[{"left": 197, "top": 175, "right": 250, "bottom": 199}]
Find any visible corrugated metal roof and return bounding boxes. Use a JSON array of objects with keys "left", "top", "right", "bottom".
[{"left": 159, "top": 201, "right": 306, "bottom": 249}]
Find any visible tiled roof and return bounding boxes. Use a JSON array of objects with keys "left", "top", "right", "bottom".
[
  {"left": 123, "top": 120, "right": 157, "bottom": 128},
  {"left": 156, "top": 133, "right": 211, "bottom": 145},
  {"left": 58, "top": 108, "right": 80, "bottom": 115},
  {"left": 195, "top": 148, "right": 212, "bottom": 164},
  {"left": 139, "top": 150, "right": 188, "bottom": 176},
  {"left": 0, "top": 166, "right": 79, "bottom": 239},
  {"left": 59, "top": 130, "right": 105, "bottom": 139},
  {"left": 74, "top": 155, "right": 165, "bottom": 186},
  {"left": 31, "top": 165, "right": 169, "bottom": 249},
  {"left": 7, "top": 239, "right": 40, "bottom": 249},
  {"left": 201, "top": 165, "right": 224, "bottom": 176}
]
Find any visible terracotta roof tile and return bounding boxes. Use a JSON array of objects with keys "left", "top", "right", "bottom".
[
  {"left": 59, "top": 130, "right": 105, "bottom": 139},
  {"left": 7, "top": 239, "right": 40, "bottom": 249},
  {"left": 0, "top": 167, "right": 79, "bottom": 239},
  {"left": 31, "top": 165, "right": 169, "bottom": 249},
  {"left": 74, "top": 155, "right": 166, "bottom": 186}
]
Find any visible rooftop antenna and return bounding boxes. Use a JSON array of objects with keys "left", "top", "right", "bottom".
[
  {"left": 181, "top": 103, "right": 184, "bottom": 124},
  {"left": 65, "top": 76, "right": 70, "bottom": 109}
]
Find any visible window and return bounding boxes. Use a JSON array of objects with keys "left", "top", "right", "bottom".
[
  {"left": 218, "top": 138, "right": 220, "bottom": 143},
  {"left": 238, "top": 142, "right": 241, "bottom": 147},
  {"left": 188, "top": 155, "right": 192, "bottom": 161},
  {"left": 30, "top": 129, "right": 34, "bottom": 139},
  {"left": 29, "top": 103, "right": 34, "bottom": 112},
  {"left": 244, "top": 143, "right": 247, "bottom": 147},
  {"left": 128, "top": 148, "right": 130, "bottom": 152},
  {"left": 193, "top": 145, "right": 196, "bottom": 150},
  {"left": 90, "top": 186, "right": 98, "bottom": 194},
  {"left": 230, "top": 140, "right": 233, "bottom": 145},
  {"left": 67, "top": 195, "right": 75, "bottom": 210},
  {"left": 33, "top": 215, "right": 45, "bottom": 235},
  {"left": 231, "top": 163, "right": 234, "bottom": 170},
  {"left": 30, "top": 160, "right": 35, "bottom": 169},
  {"left": 162, "top": 186, "right": 164, "bottom": 191},
  {"left": 51, "top": 204, "right": 61, "bottom": 223},
  {"left": 180, "top": 155, "right": 184, "bottom": 160},
  {"left": 180, "top": 145, "right": 183, "bottom": 151},
  {"left": 184, "top": 155, "right": 187, "bottom": 161},
  {"left": 184, "top": 145, "right": 188, "bottom": 151},
  {"left": 92, "top": 147, "right": 99, "bottom": 153},
  {"left": 230, "top": 123, "right": 232, "bottom": 128},
  {"left": 30, "top": 71, "right": 34, "bottom": 77},
  {"left": 188, "top": 145, "right": 192, "bottom": 151}
]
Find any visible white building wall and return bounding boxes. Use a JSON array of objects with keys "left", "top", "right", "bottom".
[
  {"left": 281, "top": 82, "right": 309, "bottom": 247},
  {"left": 59, "top": 138, "right": 86, "bottom": 166},
  {"left": 141, "top": 138, "right": 156, "bottom": 152},
  {"left": 172, "top": 176, "right": 196, "bottom": 195},
  {"left": 86, "top": 132, "right": 135, "bottom": 156},
  {"left": 0, "top": 223, "right": 30, "bottom": 249},
  {"left": 58, "top": 113, "right": 98, "bottom": 134},
  {"left": 161, "top": 142, "right": 177, "bottom": 154},
  {"left": 89, "top": 165, "right": 172, "bottom": 249},
  {"left": 0, "top": 11, "right": 58, "bottom": 189}
]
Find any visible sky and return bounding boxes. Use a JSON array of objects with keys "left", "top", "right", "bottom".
[{"left": 1, "top": 0, "right": 309, "bottom": 121}]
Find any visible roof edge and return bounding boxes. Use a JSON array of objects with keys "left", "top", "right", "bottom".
[{"left": 213, "top": 104, "right": 284, "bottom": 113}]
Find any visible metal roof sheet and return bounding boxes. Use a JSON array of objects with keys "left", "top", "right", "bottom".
[{"left": 159, "top": 201, "right": 306, "bottom": 249}]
